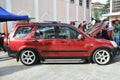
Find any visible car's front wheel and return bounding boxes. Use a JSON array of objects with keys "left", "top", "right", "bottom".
[
  {"left": 93, "top": 49, "right": 111, "bottom": 65},
  {"left": 20, "top": 49, "right": 38, "bottom": 66}
]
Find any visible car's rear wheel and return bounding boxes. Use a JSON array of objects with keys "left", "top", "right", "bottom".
[
  {"left": 93, "top": 49, "right": 111, "bottom": 65},
  {"left": 20, "top": 49, "right": 38, "bottom": 66}
]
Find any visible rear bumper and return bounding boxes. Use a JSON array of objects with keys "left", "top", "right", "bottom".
[{"left": 5, "top": 46, "right": 18, "bottom": 58}]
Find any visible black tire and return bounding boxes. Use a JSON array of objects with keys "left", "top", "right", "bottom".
[
  {"left": 93, "top": 49, "right": 111, "bottom": 65},
  {"left": 85, "top": 59, "right": 90, "bottom": 63},
  {"left": 20, "top": 49, "right": 38, "bottom": 66}
]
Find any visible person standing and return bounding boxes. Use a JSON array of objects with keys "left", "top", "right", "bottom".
[
  {"left": 82, "top": 21, "right": 87, "bottom": 32},
  {"left": 0, "top": 33, "right": 6, "bottom": 52},
  {"left": 78, "top": 23, "right": 83, "bottom": 31},
  {"left": 91, "top": 18, "right": 96, "bottom": 26},
  {"left": 112, "top": 20, "right": 120, "bottom": 47},
  {"left": 102, "top": 25, "right": 110, "bottom": 40}
]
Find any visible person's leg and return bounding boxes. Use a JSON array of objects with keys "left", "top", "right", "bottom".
[
  {"left": 1, "top": 46, "right": 6, "bottom": 52},
  {"left": 113, "top": 35, "right": 119, "bottom": 45},
  {"left": 119, "top": 35, "right": 120, "bottom": 47},
  {"left": 113, "top": 35, "right": 120, "bottom": 54}
]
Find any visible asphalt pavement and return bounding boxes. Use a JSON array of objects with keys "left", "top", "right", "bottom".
[
  {"left": 0, "top": 51, "right": 120, "bottom": 80},
  {"left": 0, "top": 51, "right": 13, "bottom": 62}
]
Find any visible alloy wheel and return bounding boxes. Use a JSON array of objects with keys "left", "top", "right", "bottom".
[
  {"left": 94, "top": 49, "right": 111, "bottom": 65},
  {"left": 20, "top": 50, "right": 36, "bottom": 65}
]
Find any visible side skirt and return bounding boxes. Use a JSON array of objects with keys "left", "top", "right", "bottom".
[{"left": 43, "top": 56, "right": 89, "bottom": 59}]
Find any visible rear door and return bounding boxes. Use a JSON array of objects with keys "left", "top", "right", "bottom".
[{"left": 34, "top": 25, "right": 59, "bottom": 57}]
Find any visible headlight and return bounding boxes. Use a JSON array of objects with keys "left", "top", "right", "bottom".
[{"left": 110, "top": 41, "right": 118, "bottom": 48}]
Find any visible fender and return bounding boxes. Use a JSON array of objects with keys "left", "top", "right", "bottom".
[
  {"left": 16, "top": 48, "right": 45, "bottom": 62},
  {"left": 88, "top": 47, "right": 113, "bottom": 63}
]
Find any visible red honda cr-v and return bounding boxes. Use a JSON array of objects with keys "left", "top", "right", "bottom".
[{"left": 4, "top": 22, "right": 117, "bottom": 65}]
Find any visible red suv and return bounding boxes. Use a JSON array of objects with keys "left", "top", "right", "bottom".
[{"left": 4, "top": 22, "right": 117, "bottom": 65}]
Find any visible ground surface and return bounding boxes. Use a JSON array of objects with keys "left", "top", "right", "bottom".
[{"left": 0, "top": 51, "right": 120, "bottom": 80}]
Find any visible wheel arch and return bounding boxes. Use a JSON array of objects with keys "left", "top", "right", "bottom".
[
  {"left": 17, "top": 48, "right": 43, "bottom": 62},
  {"left": 88, "top": 47, "right": 113, "bottom": 63}
]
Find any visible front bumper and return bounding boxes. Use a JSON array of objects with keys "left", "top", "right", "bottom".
[{"left": 111, "top": 48, "right": 119, "bottom": 57}]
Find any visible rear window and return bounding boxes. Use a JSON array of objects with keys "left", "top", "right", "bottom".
[
  {"left": 14, "top": 26, "right": 33, "bottom": 38},
  {"left": 35, "top": 26, "right": 55, "bottom": 39}
]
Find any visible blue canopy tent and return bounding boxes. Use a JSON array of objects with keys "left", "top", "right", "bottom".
[
  {"left": 0, "top": 6, "right": 29, "bottom": 35},
  {"left": 0, "top": 6, "right": 28, "bottom": 22}
]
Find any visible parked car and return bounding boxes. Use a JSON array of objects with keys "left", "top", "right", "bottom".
[
  {"left": 4, "top": 22, "right": 117, "bottom": 65},
  {"left": 86, "top": 22, "right": 112, "bottom": 40}
]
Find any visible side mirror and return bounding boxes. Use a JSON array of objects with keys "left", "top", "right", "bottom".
[{"left": 78, "top": 34, "right": 85, "bottom": 40}]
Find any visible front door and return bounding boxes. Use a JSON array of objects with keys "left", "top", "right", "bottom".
[{"left": 56, "top": 26, "right": 89, "bottom": 57}]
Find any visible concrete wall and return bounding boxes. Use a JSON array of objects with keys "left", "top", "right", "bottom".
[
  {"left": 0, "top": 0, "right": 91, "bottom": 32},
  {"left": 39, "top": 0, "right": 53, "bottom": 22},
  {"left": 0, "top": 0, "right": 6, "bottom": 8},
  {"left": 69, "top": 3, "right": 76, "bottom": 22},
  {"left": 86, "top": 8, "right": 91, "bottom": 23},
  {"left": 111, "top": 16, "right": 120, "bottom": 20},
  {"left": 78, "top": 6, "right": 84, "bottom": 23},
  {"left": 11, "top": 0, "right": 34, "bottom": 17},
  {"left": 57, "top": 0, "right": 66, "bottom": 22}
]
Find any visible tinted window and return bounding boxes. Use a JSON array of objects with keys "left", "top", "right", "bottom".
[
  {"left": 35, "top": 26, "right": 55, "bottom": 39},
  {"left": 58, "top": 27, "right": 79, "bottom": 39},
  {"left": 79, "top": 0, "right": 82, "bottom": 6},
  {"left": 86, "top": 0, "right": 89, "bottom": 8},
  {"left": 14, "top": 26, "right": 33, "bottom": 38},
  {"left": 70, "top": 0, "right": 74, "bottom": 3}
]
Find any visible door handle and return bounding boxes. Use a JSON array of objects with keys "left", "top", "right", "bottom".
[
  {"left": 60, "top": 41, "right": 67, "bottom": 43},
  {"left": 32, "top": 40, "right": 38, "bottom": 42}
]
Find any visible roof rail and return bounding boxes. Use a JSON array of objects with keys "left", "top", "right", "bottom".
[
  {"left": 30, "top": 22, "right": 40, "bottom": 24},
  {"left": 44, "top": 21, "right": 61, "bottom": 23}
]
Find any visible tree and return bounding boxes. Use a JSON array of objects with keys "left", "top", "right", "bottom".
[
  {"left": 94, "top": 8, "right": 100, "bottom": 21},
  {"left": 93, "top": 0, "right": 110, "bottom": 21},
  {"left": 101, "top": 0, "right": 110, "bottom": 14}
]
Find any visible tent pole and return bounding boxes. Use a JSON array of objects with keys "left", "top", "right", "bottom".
[{"left": 5, "top": 22, "right": 8, "bottom": 36}]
